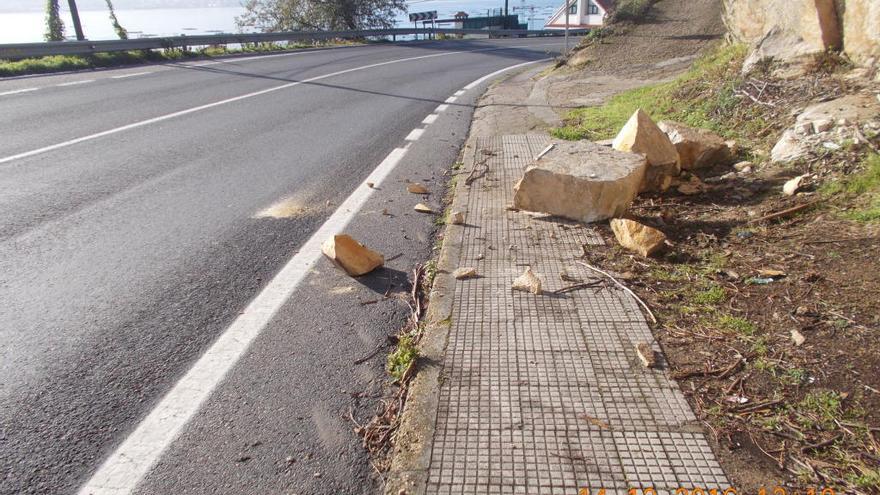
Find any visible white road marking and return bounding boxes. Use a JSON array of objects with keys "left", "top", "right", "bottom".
[
  {"left": 0, "top": 87, "right": 39, "bottom": 96},
  {"left": 111, "top": 72, "right": 152, "bottom": 79},
  {"left": 435, "top": 104, "right": 449, "bottom": 112},
  {"left": 444, "top": 95, "right": 458, "bottom": 103},
  {"left": 57, "top": 79, "right": 95, "bottom": 87},
  {"left": 75, "top": 55, "right": 553, "bottom": 495},
  {"left": 405, "top": 128, "right": 425, "bottom": 141},
  {"left": 0, "top": 48, "right": 555, "bottom": 166},
  {"left": 454, "top": 90, "right": 465, "bottom": 96},
  {"left": 421, "top": 114, "right": 438, "bottom": 125}
]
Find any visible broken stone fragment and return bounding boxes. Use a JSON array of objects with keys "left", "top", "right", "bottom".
[
  {"left": 407, "top": 183, "right": 429, "bottom": 194},
  {"left": 413, "top": 203, "right": 434, "bottom": 213},
  {"left": 512, "top": 140, "right": 647, "bottom": 223},
  {"left": 449, "top": 211, "right": 466, "bottom": 225},
  {"left": 612, "top": 109, "right": 681, "bottom": 192},
  {"left": 452, "top": 267, "right": 477, "bottom": 280},
  {"left": 512, "top": 267, "right": 543, "bottom": 295},
  {"left": 733, "top": 161, "right": 754, "bottom": 172},
  {"left": 610, "top": 219, "right": 667, "bottom": 257},
  {"left": 676, "top": 176, "right": 705, "bottom": 196},
  {"left": 636, "top": 343, "right": 657, "bottom": 368},
  {"left": 791, "top": 329, "right": 806, "bottom": 346},
  {"left": 658, "top": 121, "right": 731, "bottom": 170},
  {"left": 321, "top": 234, "right": 384, "bottom": 276},
  {"left": 783, "top": 175, "right": 808, "bottom": 196}
]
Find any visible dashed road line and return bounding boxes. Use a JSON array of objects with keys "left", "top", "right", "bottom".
[
  {"left": 435, "top": 104, "right": 449, "bottom": 112},
  {"left": 422, "top": 114, "right": 438, "bottom": 125},
  {"left": 111, "top": 72, "right": 152, "bottom": 79},
  {"left": 0, "top": 87, "right": 39, "bottom": 97},
  {"left": 405, "top": 128, "right": 425, "bottom": 141},
  {"left": 57, "top": 79, "right": 95, "bottom": 87}
]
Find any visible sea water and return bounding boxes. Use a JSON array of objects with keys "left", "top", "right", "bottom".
[{"left": 0, "top": 0, "right": 563, "bottom": 44}]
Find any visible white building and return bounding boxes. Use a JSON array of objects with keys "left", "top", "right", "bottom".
[{"left": 544, "top": 0, "right": 614, "bottom": 29}]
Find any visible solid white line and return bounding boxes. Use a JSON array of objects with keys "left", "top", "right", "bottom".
[
  {"left": 435, "top": 104, "right": 449, "bottom": 112},
  {"left": 405, "top": 128, "right": 425, "bottom": 141},
  {"left": 421, "top": 114, "right": 438, "bottom": 125},
  {"left": 0, "top": 87, "right": 39, "bottom": 96},
  {"left": 75, "top": 55, "right": 554, "bottom": 495},
  {"left": 0, "top": 48, "right": 551, "bottom": 166},
  {"left": 461, "top": 57, "right": 550, "bottom": 91},
  {"left": 454, "top": 90, "right": 465, "bottom": 96},
  {"left": 57, "top": 79, "right": 95, "bottom": 87},
  {"left": 111, "top": 72, "right": 152, "bottom": 79},
  {"left": 444, "top": 95, "right": 458, "bottom": 103}
]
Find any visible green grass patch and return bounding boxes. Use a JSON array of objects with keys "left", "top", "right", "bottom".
[
  {"left": 551, "top": 43, "right": 756, "bottom": 142},
  {"left": 693, "top": 284, "right": 726, "bottom": 305},
  {"left": 717, "top": 314, "right": 757, "bottom": 336},
  {"left": 822, "top": 153, "right": 880, "bottom": 222},
  {"left": 387, "top": 335, "right": 418, "bottom": 382},
  {"left": 797, "top": 390, "right": 843, "bottom": 429},
  {"left": 610, "top": 0, "right": 656, "bottom": 22},
  {"left": 0, "top": 41, "right": 338, "bottom": 77}
]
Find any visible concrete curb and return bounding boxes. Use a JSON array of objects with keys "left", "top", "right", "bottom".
[{"left": 383, "top": 139, "right": 477, "bottom": 495}]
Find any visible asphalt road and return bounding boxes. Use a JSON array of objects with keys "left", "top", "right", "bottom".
[{"left": 0, "top": 38, "right": 568, "bottom": 494}]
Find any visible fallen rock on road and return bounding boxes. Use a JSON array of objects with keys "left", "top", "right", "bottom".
[{"left": 321, "top": 234, "right": 384, "bottom": 276}]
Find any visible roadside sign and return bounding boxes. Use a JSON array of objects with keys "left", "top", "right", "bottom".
[{"left": 409, "top": 11, "right": 438, "bottom": 21}]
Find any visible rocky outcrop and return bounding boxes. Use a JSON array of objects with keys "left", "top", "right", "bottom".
[
  {"left": 610, "top": 219, "right": 667, "bottom": 257},
  {"left": 842, "top": 0, "right": 880, "bottom": 66},
  {"left": 725, "top": 0, "right": 878, "bottom": 71},
  {"left": 512, "top": 140, "right": 647, "bottom": 223},
  {"left": 612, "top": 109, "right": 681, "bottom": 192},
  {"left": 658, "top": 121, "right": 731, "bottom": 170}
]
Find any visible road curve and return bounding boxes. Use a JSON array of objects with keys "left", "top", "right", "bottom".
[{"left": 0, "top": 38, "right": 568, "bottom": 495}]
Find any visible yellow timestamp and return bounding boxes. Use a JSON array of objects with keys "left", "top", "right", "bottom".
[{"left": 579, "top": 488, "right": 840, "bottom": 495}]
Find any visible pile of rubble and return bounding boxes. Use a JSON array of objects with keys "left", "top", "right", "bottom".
[{"left": 513, "top": 108, "right": 740, "bottom": 257}]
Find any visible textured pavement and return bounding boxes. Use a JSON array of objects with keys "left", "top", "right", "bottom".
[{"left": 421, "top": 135, "right": 730, "bottom": 493}]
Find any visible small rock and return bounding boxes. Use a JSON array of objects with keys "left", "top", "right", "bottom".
[
  {"left": 783, "top": 175, "right": 808, "bottom": 196},
  {"left": 314, "top": 472, "right": 322, "bottom": 478},
  {"left": 414, "top": 203, "right": 434, "bottom": 213},
  {"left": 795, "top": 121, "right": 814, "bottom": 135},
  {"left": 733, "top": 161, "right": 754, "bottom": 172},
  {"left": 407, "top": 183, "right": 429, "bottom": 194},
  {"left": 758, "top": 268, "right": 786, "bottom": 279},
  {"left": 512, "top": 267, "right": 543, "bottom": 295},
  {"left": 635, "top": 342, "right": 657, "bottom": 368},
  {"left": 610, "top": 219, "right": 667, "bottom": 257},
  {"left": 382, "top": 208, "right": 391, "bottom": 216},
  {"left": 449, "top": 211, "right": 465, "bottom": 225},
  {"left": 813, "top": 119, "right": 834, "bottom": 133},
  {"left": 822, "top": 141, "right": 841, "bottom": 150},
  {"left": 321, "top": 234, "right": 384, "bottom": 277},
  {"left": 791, "top": 329, "right": 806, "bottom": 346},
  {"left": 738, "top": 166, "right": 753, "bottom": 175},
  {"left": 366, "top": 182, "right": 375, "bottom": 188},
  {"left": 452, "top": 267, "right": 477, "bottom": 279},
  {"left": 795, "top": 306, "right": 809, "bottom": 316}
]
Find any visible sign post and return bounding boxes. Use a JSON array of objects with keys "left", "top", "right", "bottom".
[
  {"left": 409, "top": 11, "right": 438, "bottom": 41},
  {"left": 564, "top": 0, "right": 570, "bottom": 54}
]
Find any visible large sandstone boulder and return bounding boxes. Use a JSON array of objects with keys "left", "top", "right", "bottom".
[
  {"left": 658, "top": 121, "right": 731, "bottom": 170},
  {"left": 512, "top": 140, "right": 647, "bottom": 223},
  {"left": 612, "top": 109, "right": 681, "bottom": 192},
  {"left": 610, "top": 219, "right": 667, "bottom": 257},
  {"left": 321, "top": 234, "right": 384, "bottom": 276}
]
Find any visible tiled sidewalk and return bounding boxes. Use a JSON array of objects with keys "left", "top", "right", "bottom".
[{"left": 402, "top": 135, "right": 729, "bottom": 494}]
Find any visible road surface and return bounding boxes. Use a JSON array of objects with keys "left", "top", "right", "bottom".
[{"left": 0, "top": 38, "right": 568, "bottom": 494}]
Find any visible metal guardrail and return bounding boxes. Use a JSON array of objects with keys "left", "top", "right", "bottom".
[{"left": 0, "top": 27, "right": 590, "bottom": 60}]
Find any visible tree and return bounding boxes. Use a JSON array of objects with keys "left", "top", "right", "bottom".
[
  {"left": 45, "top": 0, "right": 65, "bottom": 41},
  {"left": 236, "top": 0, "right": 406, "bottom": 33},
  {"left": 105, "top": 0, "right": 128, "bottom": 39}
]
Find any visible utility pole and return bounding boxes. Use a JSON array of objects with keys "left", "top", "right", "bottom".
[
  {"left": 504, "top": 0, "right": 509, "bottom": 29},
  {"left": 564, "top": 0, "right": 570, "bottom": 54},
  {"left": 67, "top": 0, "right": 85, "bottom": 40}
]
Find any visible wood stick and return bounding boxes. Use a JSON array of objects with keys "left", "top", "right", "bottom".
[
  {"left": 575, "top": 261, "right": 657, "bottom": 323},
  {"left": 748, "top": 200, "right": 821, "bottom": 224}
]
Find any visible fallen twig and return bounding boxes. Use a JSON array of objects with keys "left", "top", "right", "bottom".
[
  {"left": 748, "top": 200, "right": 821, "bottom": 224},
  {"left": 553, "top": 280, "right": 604, "bottom": 294},
  {"left": 576, "top": 261, "right": 656, "bottom": 323}
]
